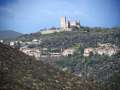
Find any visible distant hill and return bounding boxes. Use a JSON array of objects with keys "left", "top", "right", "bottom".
[
  {"left": 0, "top": 43, "right": 96, "bottom": 90},
  {"left": 0, "top": 30, "right": 22, "bottom": 40}
]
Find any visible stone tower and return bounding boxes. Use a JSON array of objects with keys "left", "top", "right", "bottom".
[{"left": 60, "top": 16, "right": 66, "bottom": 29}]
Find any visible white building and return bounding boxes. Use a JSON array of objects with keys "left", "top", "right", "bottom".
[
  {"left": 49, "top": 52, "right": 61, "bottom": 57},
  {"left": 95, "top": 47, "right": 117, "bottom": 56},
  {"left": 97, "top": 43, "right": 117, "bottom": 48},
  {"left": 10, "top": 42, "right": 15, "bottom": 46},
  {"left": 0, "top": 40, "right": 3, "bottom": 43},
  {"left": 70, "top": 21, "right": 80, "bottom": 28},
  {"left": 62, "top": 48, "right": 76, "bottom": 56},
  {"left": 32, "top": 39, "right": 38, "bottom": 42},
  {"left": 83, "top": 48, "right": 94, "bottom": 57},
  {"left": 20, "top": 47, "right": 41, "bottom": 59},
  {"left": 32, "top": 39, "right": 41, "bottom": 44},
  {"left": 83, "top": 43, "right": 118, "bottom": 57}
]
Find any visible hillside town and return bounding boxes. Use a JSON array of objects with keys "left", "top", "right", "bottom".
[
  {"left": 0, "top": 38, "right": 119, "bottom": 60},
  {"left": 0, "top": 17, "right": 120, "bottom": 60},
  {"left": 0, "top": 16, "right": 120, "bottom": 90},
  {"left": 1, "top": 0, "right": 120, "bottom": 89},
  {"left": 19, "top": 41, "right": 119, "bottom": 59}
]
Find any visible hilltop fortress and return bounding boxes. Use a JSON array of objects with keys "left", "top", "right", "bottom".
[
  {"left": 40, "top": 16, "right": 81, "bottom": 34},
  {"left": 61, "top": 16, "right": 80, "bottom": 31}
]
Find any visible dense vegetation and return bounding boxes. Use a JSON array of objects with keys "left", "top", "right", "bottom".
[
  {"left": 16, "top": 27, "right": 120, "bottom": 90},
  {"left": 18, "top": 27, "right": 120, "bottom": 48},
  {"left": 54, "top": 53, "right": 120, "bottom": 89},
  {"left": 0, "top": 43, "right": 97, "bottom": 90}
]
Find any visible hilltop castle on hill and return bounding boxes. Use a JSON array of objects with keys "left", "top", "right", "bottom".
[
  {"left": 61, "top": 16, "right": 80, "bottom": 31},
  {"left": 40, "top": 16, "right": 81, "bottom": 34}
]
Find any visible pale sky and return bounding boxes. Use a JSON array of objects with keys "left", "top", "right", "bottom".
[{"left": 0, "top": 0, "right": 120, "bottom": 33}]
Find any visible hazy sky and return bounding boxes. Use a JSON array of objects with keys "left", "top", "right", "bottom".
[{"left": 0, "top": 0, "right": 120, "bottom": 33}]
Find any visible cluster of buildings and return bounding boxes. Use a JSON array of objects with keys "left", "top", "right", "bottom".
[
  {"left": 20, "top": 46, "right": 41, "bottom": 59},
  {"left": 40, "top": 16, "right": 81, "bottom": 34},
  {"left": 20, "top": 46, "right": 76, "bottom": 60},
  {"left": 20, "top": 47, "right": 76, "bottom": 60},
  {"left": 0, "top": 40, "right": 21, "bottom": 48},
  {"left": 0, "top": 39, "right": 41, "bottom": 47},
  {"left": 20, "top": 42, "right": 119, "bottom": 60},
  {"left": 1, "top": 38, "right": 119, "bottom": 59},
  {"left": 83, "top": 43, "right": 119, "bottom": 57},
  {"left": 0, "top": 38, "right": 77, "bottom": 59}
]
